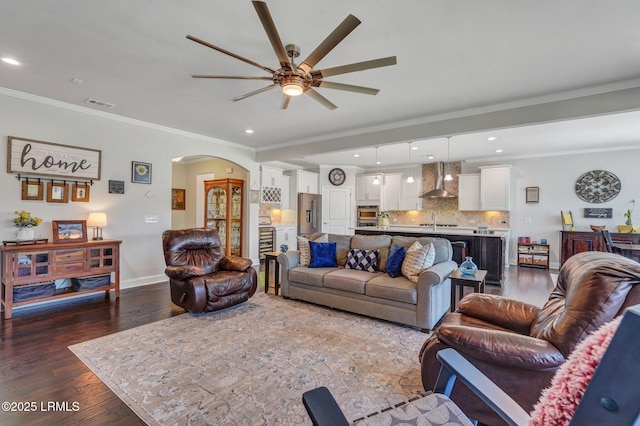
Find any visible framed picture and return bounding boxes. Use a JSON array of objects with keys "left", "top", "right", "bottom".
[
  {"left": 109, "top": 180, "right": 125, "bottom": 194},
  {"left": 250, "top": 189, "right": 260, "bottom": 204},
  {"left": 52, "top": 220, "right": 88, "bottom": 243},
  {"left": 46, "top": 182, "right": 69, "bottom": 203},
  {"left": 526, "top": 187, "right": 539, "bottom": 204},
  {"left": 21, "top": 180, "right": 44, "bottom": 200},
  {"left": 132, "top": 161, "right": 152, "bottom": 184},
  {"left": 71, "top": 183, "right": 91, "bottom": 202},
  {"left": 172, "top": 188, "right": 186, "bottom": 210}
]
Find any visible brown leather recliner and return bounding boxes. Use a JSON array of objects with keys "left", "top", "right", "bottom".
[
  {"left": 162, "top": 228, "right": 257, "bottom": 313},
  {"left": 419, "top": 251, "right": 640, "bottom": 426}
]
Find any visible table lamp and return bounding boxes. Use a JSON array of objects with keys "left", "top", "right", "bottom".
[{"left": 87, "top": 212, "right": 108, "bottom": 240}]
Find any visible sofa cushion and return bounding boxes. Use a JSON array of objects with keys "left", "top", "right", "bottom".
[
  {"left": 345, "top": 249, "right": 378, "bottom": 272},
  {"left": 297, "top": 234, "right": 328, "bottom": 267},
  {"left": 392, "top": 236, "right": 452, "bottom": 265},
  {"left": 289, "top": 266, "right": 337, "bottom": 288},
  {"left": 366, "top": 274, "right": 418, "bottom": 304},
  {"left": 351, "top": 234, "right": 392, "bottom": 271},
  {"left": 323, "top": 269, "right": 383, "bottom": 294},
  {"left": 401, "top": 241, "right": 436, "bottom": 283},
  {"left": 386, "top": 244, "right": 406, "bottom": 278},
  {"left": 309, "top": 241, "right": 338, "bottom": 268},
  {"left": 329, "top": 234, "right": 353, "bottom": 267}
]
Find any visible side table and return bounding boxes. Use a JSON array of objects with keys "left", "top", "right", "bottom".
[
  {"left": 264, "top": 252, "right": 281, "bottom": 295},
  {"left": 450, "top": 269, "right": 487, "bottom": 312}
]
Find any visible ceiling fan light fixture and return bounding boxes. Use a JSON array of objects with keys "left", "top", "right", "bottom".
[{"left": 282, "top": 82, "right": 303, "bottom": 96}]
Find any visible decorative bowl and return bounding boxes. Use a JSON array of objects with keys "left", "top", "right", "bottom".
[
  {"left": 590, "top": 225, "right": 606, "bottom": 232},
  {"left": 616, "top": 225, "right": 638, "bottom": 233}
]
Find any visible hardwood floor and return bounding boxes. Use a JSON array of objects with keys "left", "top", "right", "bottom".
[{"left": 0, "top": 266, "right": 554, "bottom": 425}]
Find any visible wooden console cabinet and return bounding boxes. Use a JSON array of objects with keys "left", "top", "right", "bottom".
[
  {"left": 561, "top": 231, "right": 640, "bottom": 265},
  {"left": 1, "top": 239, "right": 121, "bottom": 319}
]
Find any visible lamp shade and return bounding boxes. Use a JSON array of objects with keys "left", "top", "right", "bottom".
[{"left": 87, "top": 212, "right": 108, "bottom": 227}]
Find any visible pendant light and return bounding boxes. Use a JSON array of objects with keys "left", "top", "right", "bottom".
[
  {"left": 372, "top": 146, "right": 380, "bottom": 185},
  {"left": 406, "top": 142, "right": 414, "bottom": 183},
  {"left": 444, "top": 137, "right": 453, "bottom": 181}
]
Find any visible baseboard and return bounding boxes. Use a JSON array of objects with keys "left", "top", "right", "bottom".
[{"left": 121, "top": 274, "right": 167, "bottom": 289}]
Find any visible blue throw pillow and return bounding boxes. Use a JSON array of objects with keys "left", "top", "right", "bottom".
[
  {"left": 386, "top": 244, "right": 406, "bottom": 278},
  {"left": 308, "top": 241, "right": 338, "bottom": 268}
]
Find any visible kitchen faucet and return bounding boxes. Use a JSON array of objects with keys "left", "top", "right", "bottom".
[{"left": 431, "top": 211, "right": 436, "bottom": 231}]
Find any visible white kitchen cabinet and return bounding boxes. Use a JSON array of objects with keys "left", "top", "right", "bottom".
[
  {"left": 458, "top": 173, "right": 481, "bottom": 211},
  {"left": 355, "top": 174, "right": 382, "bottom": 205},
  {"left": 480, "top": 165, "right": 511, "bottom": 211},
  {"left": 400, "top": 177, "right": 423, "bottom": 210},
  {"left": 280, "top": 175, "right": 291, "bottom": 209},
  {"left": 382, "top": 173, "right": 402, "bottom": 211},
  {"left": 458, "top": 166, "right": 511, "bottom": 211},
  {"left": 292, "top": 170, "right": 319, "bottom": 194},
  {"left": 275, "top": 225, "right": 297, "bottom": 251},
  {"left": 261, "top": 166, "right": 283, "bottom": 204}
]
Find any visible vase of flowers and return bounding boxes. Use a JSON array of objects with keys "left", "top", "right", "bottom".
[
  {"left": 379, "top": 210, "right": 390, "bottom": 227},
  {"left": 624, "top": 199, "right": 635, "bottom": 226},
  {"left": 13, "top": 210, "right": 43, "bottom": 240}
]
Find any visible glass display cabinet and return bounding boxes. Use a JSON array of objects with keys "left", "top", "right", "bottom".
[{"left": 204, "top": 178, "right": 244, "bottom": 256}]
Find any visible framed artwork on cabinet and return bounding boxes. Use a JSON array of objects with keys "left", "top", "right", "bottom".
[
  {"left": 71, "top": 183, "right": 91, "bottom": 202},
  {"left": 21, "top": 180, "right": 44, "bottom": 200},
  {"left": 52, "top": 220, "right": 88, "bottom": 243},
  {"left": 46, "top": 182, "right": 69, "bottom": 203},
  {"left": 132, "top": 161, "right": 152, "bottom": 184}
]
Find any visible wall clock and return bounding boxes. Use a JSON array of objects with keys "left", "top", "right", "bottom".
[
  {"left": 575, "top": 170, "right": 621, "bottom": 203},
  {"left": 328, "top": 168, "right": 346, "bottom": 186}
]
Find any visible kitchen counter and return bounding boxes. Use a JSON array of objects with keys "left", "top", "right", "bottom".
[{"left": 353, "top": 226, "right": 510, "bottom": 238}]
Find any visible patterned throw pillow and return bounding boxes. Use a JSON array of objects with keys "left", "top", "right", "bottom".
[
  {"left": 297, "top": 234, "right": 328, "bottom": 267},
  {"left": 345, "top": 249, "right": 379, "bottom": 272},
  {"left": 401, "top": 241, "right": 436, "bottom": 283},
  {"left": 386, "top": 244, "right": 406, "bottom": 278},
  {"left": 308, "top": 241, "right": 338, "bottom": 268}
]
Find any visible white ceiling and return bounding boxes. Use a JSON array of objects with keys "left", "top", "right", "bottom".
[{"left": 2, "top": 0, "right": 640, "bottom": 171}]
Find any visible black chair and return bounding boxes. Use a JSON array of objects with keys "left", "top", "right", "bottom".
[
  {"left": 602, "top": 230, "right": 623, "bottom": 254},
  {"left": 302, "top": 304, "right": 640, "bottom": 426}
]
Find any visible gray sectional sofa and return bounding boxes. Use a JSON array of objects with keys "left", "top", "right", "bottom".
[{"left": 277, "top": 233, "right": 457, "bottom": 331}]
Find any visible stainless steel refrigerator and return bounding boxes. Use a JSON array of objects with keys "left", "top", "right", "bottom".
[{"left": 298, "top": 193, "right": 322, "bottom": 237}]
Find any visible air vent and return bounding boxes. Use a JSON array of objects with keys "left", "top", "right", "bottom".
[{"left": 85, "top": 98, "right": 115, "bottom": 109}]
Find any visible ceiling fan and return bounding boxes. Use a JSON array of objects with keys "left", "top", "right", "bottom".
[{"left": 187, "top": 0, "right": 397, "bottom": 110}]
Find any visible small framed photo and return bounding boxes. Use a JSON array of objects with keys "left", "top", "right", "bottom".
[
  {"left": 52, "top": 220, "right": 88, "bottom": 243},
  {"left": 132, "top": 161, "right": 152, "bottom": 184},
  {"left": 21, "top": 180, "right": 44, "bottom": 200},
  {"left": 71, "top": 183, "right": 91, "bottom": 202},
  {"left": 526, "top": 186, "right": 539, "bottom": 204},
  {"left": 109, "top": 180, "right": 125, "bottom": 194},
  {"left": 172, "top": 188, "right": 186, "bottom": 210},
  {"left": 47, "top": 182, "right": 69, "bottom": 203}
]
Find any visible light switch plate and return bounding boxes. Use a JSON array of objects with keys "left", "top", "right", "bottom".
[{"left": 145, "top": 215, "right": 158, "bottom": 223}]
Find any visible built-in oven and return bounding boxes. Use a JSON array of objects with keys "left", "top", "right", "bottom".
[{"left": 357, "top": 205, "right": 379, "bottom": 227}]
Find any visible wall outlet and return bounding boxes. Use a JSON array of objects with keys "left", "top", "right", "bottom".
[
  {"left": 524, "top": 217, "right": 532, "bottom": 224},
  {"left": 469, "top": 219, "right": 476, "bottom": 224}
]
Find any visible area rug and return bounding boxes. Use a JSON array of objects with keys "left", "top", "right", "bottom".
[{"left": 69, "top": 293, "right": 428, "bottom": 425}]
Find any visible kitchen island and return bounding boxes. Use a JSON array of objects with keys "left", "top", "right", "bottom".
[{"left": 354, "top": 226, "right": 509, "bottom": 286}]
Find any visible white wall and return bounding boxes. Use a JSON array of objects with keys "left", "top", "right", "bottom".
[
  {"left": 0, "top": 91, "right": 261, "bottom": 288},
  {"left": 467, "top": 149, "right": 640, "bottom": 268}
]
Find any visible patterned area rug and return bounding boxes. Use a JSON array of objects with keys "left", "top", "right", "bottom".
[{"left": 69, "top": 293, "right": 428, "bottom": 425}]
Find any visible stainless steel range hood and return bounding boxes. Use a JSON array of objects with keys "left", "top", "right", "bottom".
[{"left": 420, "top": 162, "right": 457, "bottom": 198}]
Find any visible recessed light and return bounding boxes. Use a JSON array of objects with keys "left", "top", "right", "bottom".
[
  {"left": 1, "top": 57, "right": 20, "bottom": 66},
  {"left": 353, "top": 154, "right": 360, "bottom": 158},
  {"left": 245, "top": 129, "right": 254, "bottom": 134},
  {"left": 495, "top": 149, "right": 503, "bottom": 153},
  {"left": 411, "top": 146, "right": 418, "bottom": 150},
  {"left": 376, "top": 160, "right": 381, "bottom": 165},
  {"left": 488, "top": 136, "right": 497, "bottom": 141}
]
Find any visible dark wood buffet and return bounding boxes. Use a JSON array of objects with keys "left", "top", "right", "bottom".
[
  {"left": 354, "top": 229, "right": 505, "bottom": 286},
  {"left": 561, "top": 231, "right": 640, "bottom": 265}
]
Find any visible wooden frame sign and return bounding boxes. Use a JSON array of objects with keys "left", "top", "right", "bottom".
[{"left": 7, "top": 136, "right": 101, "bottom": 180}]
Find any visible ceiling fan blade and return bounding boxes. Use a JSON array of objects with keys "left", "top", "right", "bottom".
[
  {"left": 192, "top": 75, "right": 273, "bottom": 80},
  {"left": 297, "top": 14, "right": 361, "bottom": 74},
  {"left": 233, "top": 84, "right": 277, "bottom": 102},
  {"left": 186, "top": 34, "right": 276, "bottom": 74},
  {"left": 252, "top": 1, "right": 291, "bottom": 71},
  {"left": 280, "top": 95, "right": 291, "bottom": 109},
  {"left": 311, "top": 56, "right": 397, "bottom": 79},
  {"left": 305, "top": 88, "right": 337, "bottom": 111},
  {"left": 316, "top": 81, "right": 379, "bottom": 95}
]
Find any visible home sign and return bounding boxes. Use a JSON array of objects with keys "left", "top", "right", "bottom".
[{"left": 7, "top": 136, "right": 102, "bottom": 180}]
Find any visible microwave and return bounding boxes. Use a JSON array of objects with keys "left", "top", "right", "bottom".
[{"left": 357, "top": 205, "right": 379, "bottom": 220}]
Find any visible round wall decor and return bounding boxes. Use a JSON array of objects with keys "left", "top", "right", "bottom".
[
  {"left": 575, "top": 170, "right": 621, "bottom": 203},
  {"left": 328, "top": 168, "right": 346, "bottom": 186}
]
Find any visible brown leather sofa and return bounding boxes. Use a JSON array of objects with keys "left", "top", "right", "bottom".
[
  {"left": 162, "top": 228, "right": 257, "bottom": 313},
  {"left": 419, "top": 251, "right": 640, "bottom": 425}
]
